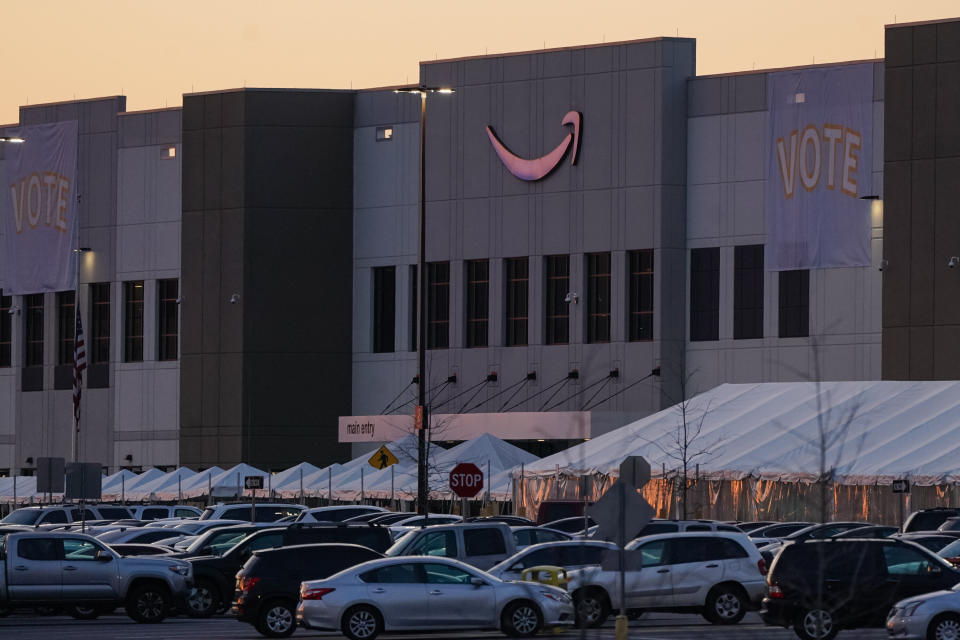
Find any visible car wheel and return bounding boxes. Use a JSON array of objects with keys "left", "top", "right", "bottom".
[
  {"left": 794, "top": 607, "right": 838, "bottom": 640},
  {"left": 703, "top": 585, "right": 746, "bottom": 625},
  {"left": 928, "top": 613, "right": 960, "bottom": 640},
  {"left": 125, "top": 583, "right": 170, "bottom": 624},
  {"left": 67, "top": 604, "right": 100, "bottom": 620},
  {"left": 341, "top": 605, "right": 383, "bottom": 640},
  {"left": 501, "top": 600, "right": 543, "bottom": 637},
  {"left": 185, "top": 578, "right": 218, "bottom": 618},
  {"left": 256, "top": 600, "right": 296, "bottom": 638},
  {"left": 574, "top": 588, "right": 610, "bottom": 628}
]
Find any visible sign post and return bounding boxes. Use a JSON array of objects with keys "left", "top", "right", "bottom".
[
  {"left": 893, "top": 479, "right": 911, "bottom": 530},
  {"left": 587, "top": 456, "right": 655, "bottom": 640},
  {"left": 245, "top": 476, "right": 264, "bottom": 524}
]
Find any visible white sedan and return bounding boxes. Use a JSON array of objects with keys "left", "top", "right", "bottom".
[
  {"left": 887, "top": 586, "right": 960, "bottom": 639},
  {"left": 297, "top": 556, "right": 573, "bottom": 640}
]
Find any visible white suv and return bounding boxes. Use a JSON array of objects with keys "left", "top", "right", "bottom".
[
  {"left": 567, "top": 531, "right": 767, "bottom": 628},
  {"left": 1, "top": 504, "right": 133, "bottom": 527}
]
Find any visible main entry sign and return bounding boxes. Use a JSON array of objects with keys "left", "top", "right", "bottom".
[{"left": 449, "top": 463, "right": 484, "bottom": 498}]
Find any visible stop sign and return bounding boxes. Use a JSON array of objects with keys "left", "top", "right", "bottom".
[{"left": 449, "top": 462, "right": 484, "bottom": 498}]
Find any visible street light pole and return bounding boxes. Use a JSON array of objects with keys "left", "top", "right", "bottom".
[{"left": 395, "top": 85, "right": 453, "bottom": 516}]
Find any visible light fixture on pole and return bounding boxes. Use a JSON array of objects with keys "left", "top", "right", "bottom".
[
  {"left": 0, "top": 136, "right": 25, "bottom": 144},
  {"left": 394, "top": 84, "right": 454, "bottom": 516}
]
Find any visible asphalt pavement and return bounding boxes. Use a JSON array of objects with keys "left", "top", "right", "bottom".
[{"left": 0, "top": 612, "right": 892, "bottom": 640}]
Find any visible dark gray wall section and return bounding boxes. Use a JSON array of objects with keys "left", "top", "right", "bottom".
[
  {"left": 181, "top": 89, "right": 353, "bottom": 469},
  {"left": 882, "top": 19, "right": 960, "bottom": 380}
]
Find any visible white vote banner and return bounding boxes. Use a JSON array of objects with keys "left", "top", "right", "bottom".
[
  {"left": 765, "top": 65, "right": 873, "bottom": 270},
  {"left": 1, "top": 121, "right": 79, "bottom": 294}
]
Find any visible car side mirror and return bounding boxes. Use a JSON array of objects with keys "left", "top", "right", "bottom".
[
  {"left": 96, "top": 550, "right": 113, "bottom": 562},
  {"left": 470, "top": 577, "right": 487, "bottom": 587}
]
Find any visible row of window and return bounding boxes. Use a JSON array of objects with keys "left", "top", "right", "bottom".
[
  {"left": 689, "top": 245, "right": 809, "bottom": 341},
  {"left": 371, "top": 251, "right": 654, "bottom": 353},
  {"left": 0, "top": 279, "right": 179, "bottom": 368}
]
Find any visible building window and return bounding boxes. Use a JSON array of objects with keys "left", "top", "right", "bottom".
[
  {"left": 375, "top": 126, "right": 394, "bottom": 141},
  {"left": 734, "top": 245, "right": 764, "bottom": 340},
  {"left": 56, "top": 291, "right": 76, "bottom": 365},
  {"left": 124, "top": 281, "right": 144, "bottom": 362},
  {"left": 24, "top": 293, "right": 43, "bottom": 367},
  {"left": 372, "top": 267, "right": 395, "bottom": 353},
  {"left": 505, "top": 258, "right": 528, "bottom": 347},
  {"left": 427, "top": 262, "right": 449, "bottom": 349},
  {"left": 0, "top": 292, "right": 11, "bottom": 367},
  {"left": 690, "top": 248, "right": 720, "bottom": 342},
  {"left": 586, "top": 253, "right": 611, "bottom": 343},
  {"left": 89, "top": 283, "right": 110, "bottom": 364},
  {"left": 158, "top": 279, "right": 179, "bottom": 361},
  {"left": 409, "top": 265, "right": 418, "bottom": 352},
  {"left": 779, "top": 270, "right": 810, "bottom": 338},
  {"left": 545, "top": 255, "right": 570, "bottom": 345},
  {"left": 628, "top": 250, "right": 654, "bottom": 341},
  {"left": 465, "top": 260, "right": 489, "bottom": 348}
]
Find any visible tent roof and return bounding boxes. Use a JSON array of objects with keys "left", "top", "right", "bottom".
[
  {"left": 522, "top": 381, "right": 960, "bottom": 484},
  {"left": 101, "top": 469, "right": 138, "bottom": 492}
]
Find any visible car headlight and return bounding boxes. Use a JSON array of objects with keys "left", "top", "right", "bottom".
[
  {"left": 168, "top": 565, "right": 190, "bottom": 576},
  {"left": 540, "top": 590, "right": 572, "bottom": 604},
  {"left": 900, "top": 601, "right": 924, "bottom": 617}
]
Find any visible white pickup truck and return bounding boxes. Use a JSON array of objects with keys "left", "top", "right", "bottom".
[{"left": 0, "top": 531, "right": 192, "bottom": 622}]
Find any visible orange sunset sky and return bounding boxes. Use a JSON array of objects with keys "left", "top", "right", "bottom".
[{"left": 1, "top": 1, "right": 957, "bottom": 124}]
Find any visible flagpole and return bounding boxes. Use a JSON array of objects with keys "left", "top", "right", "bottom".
[{"left": 72, "top": 246, "right": 79, "bottom": 463}]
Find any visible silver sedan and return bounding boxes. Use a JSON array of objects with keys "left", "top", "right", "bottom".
[
  {"left": 887, "top": 586, "right": 960, "bottom": 639},
  {"left": 297, "top": 556, "right": 574, "bottom": 640}
]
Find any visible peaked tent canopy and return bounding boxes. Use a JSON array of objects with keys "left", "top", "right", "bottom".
[
  {"left": 520, "top": 381, "right": 960, "bottom": 484},
  {"left": 127, "top": 467, "right": 198, "bottom": 501}
]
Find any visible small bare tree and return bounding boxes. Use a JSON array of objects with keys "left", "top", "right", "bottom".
[{"left": 651, "top": 365, "right": 720, "bottom": 519}]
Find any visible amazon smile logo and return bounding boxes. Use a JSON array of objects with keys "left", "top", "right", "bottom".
[{"left": 486, "top": 110, "right": 582, "bottom": 181}]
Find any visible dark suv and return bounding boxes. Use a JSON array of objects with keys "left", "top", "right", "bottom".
[
  {"left": 762, "top": 538, "right": 960, "bottom": 640},
  {"left": 903, "top": 507, "right": 960, "bottom": 533},
  {"left": 233, "top": 543, "right": 383, "bottom": 637},
  {"left": 186, "top": 523, "right": 392, "bottom": 617}
]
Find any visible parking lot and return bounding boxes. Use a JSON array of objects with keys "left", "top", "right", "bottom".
[{"left": 0, "top": 612, "right": 891, "bottom": 640}]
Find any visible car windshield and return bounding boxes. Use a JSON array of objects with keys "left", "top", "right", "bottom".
[
  {"left": 1, "top": 510, "right": 41, "bottom": 525},
  {"left": 173, "top": 522, "right": 204, "bottom": 534},
  {"left": 386, "top": 530, "right": 417, "bottom": 556},
  {"left": 783, "top": 524, "right": 819, "bottom": 539},
  {"left": 185, "top": 528, "right": 250, "bottom": 554},
  {"left": 199, "top": 508, "right": 215, "bottom": 521}
]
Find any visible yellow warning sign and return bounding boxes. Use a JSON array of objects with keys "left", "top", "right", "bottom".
[{"left": 368, "top": 445, "right": 399, "bottom": 470}]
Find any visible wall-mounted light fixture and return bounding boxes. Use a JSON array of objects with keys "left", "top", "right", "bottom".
[
  {"left": 229, "top": 293, "right": 241, "bottom": 304},
  {"left": 878, "top": 259, "right": 889, "bottom": 272},
  {"left": 948, "top": 257, "right": 959, "bottom": 269},
  {"left": 25, "top": 456, "right": 33, "bottom": 464},
  {"left": 564, "top": 292, "right": 579, "bottom": 304},
  {"left": 124, "top": 454, "right": 133, "bottom": 462}
]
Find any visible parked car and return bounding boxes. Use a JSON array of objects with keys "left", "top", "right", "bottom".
[
  {"left": 568, "top": 531, "right": 767, "bottom": 627},
  {"left": 758, "top": 522, "right": 870, "bottom": 556},
  {"left": 939, "top": 517, "right": 960, "bottom": 533},
  {"left": 1, "top": 504, "right": 133, "bottom": 526},
  {"left": 541, "top": 516, "right": 597, "bottom": 535},
  {"left": 886, "top": 583, "right": 960, "bottom": 640},
  {"left": 487, "top": 540, "right": 617, "bottom": 580},
  {"left": 0, "top": 531, "right": 192, "bottom": 623},
  {"left": 388, "top": 514, "right": 463, "bottom": 538},
  {"left": 511, "top": 526, "right": 572, "bottom": 549},
  {"left": 465, "top": 516, "right": 536, "bottom": 527},
  {"left": 294, "top": 505, "right": 387, "bottom": 523},
  {"left": 903, "top": 508, "right": 960, "bottom": 533},
  {"left": 199, "top": 503, "right": 306, "bottom": 522},
  {"left": 761, "top": 538, "right": 960, "bottom": 640},
  {"left": 386, "top": 522, "right": 516, "bottom": 570},
  {"left": 894, "top": 533, "right": 960, "bottom": 553},
  {"left": 128, "top": 505, "right": 203, "bottom": 520},
  {"left": 733, "top": 521, "right": 777, "bottom": 533},
  {"left": 187, "top": 523, "right": 394, "bottom": 617},
  {"left": 939, "top": 539, "right": 960, "bottom": 566},
  {"left": 348, "top": 512, "right": 414, "bottom": 524},
  {"left": 297, "top": 556, "right": 573, "bottom": 639},
  {"left": 233, "top": 543, "right": 383, "bottom": 637}
]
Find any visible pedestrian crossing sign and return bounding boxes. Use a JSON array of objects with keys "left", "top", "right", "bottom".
[{"left": 368, "top": 445, "right": 399, "bottom": 470}]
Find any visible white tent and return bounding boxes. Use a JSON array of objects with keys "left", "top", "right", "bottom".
[
  {"left": 176, "top": 467, "right": 225, "bottom": 498},
  {"left": 266, "top": 462, "right": 321, "bottom": 498},
  {"left": 101, "top": 469, "right": 138, "bottom": 497},
  {"left": 521, "top": 381, "right": 960, "bottom": 483},
  {"left": 201, "top": 464, "right": 270, "bottom": 498},
  {"left": 325, "top": 435, "right": 422, "bottom": 501},
  {"left": 126, "top": 467, "right": 198, "bottom": 502},
  {"left": 285, "top": 463, "right": 344, "bottom": 499}
]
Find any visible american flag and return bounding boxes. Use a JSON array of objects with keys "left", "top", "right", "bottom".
[{"left": 73, "top": 307, "right": 86, "bottom": 429}]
